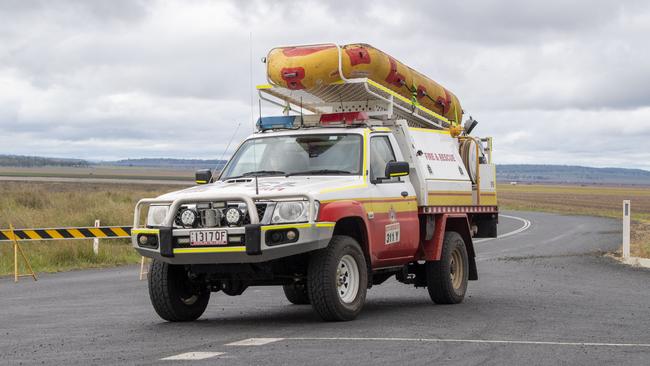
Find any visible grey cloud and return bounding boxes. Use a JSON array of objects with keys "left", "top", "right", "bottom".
[{"left": 0, "top": 0, "right": 649, "bottom": 169}]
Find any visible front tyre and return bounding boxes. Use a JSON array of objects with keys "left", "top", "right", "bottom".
[
  {"left": 148, "top": 260, "right": 210, "bottom": 322},
  {"left": 426, "top": 232, "right": 469, "bottom": 304},
  {"left": 283, "top": 283, "right": 310, "bottom": 305},
  {"left": 307, "top": 235, "right": 368, "bottom": 321}
]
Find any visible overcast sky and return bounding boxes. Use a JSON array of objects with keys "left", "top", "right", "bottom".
[{"left": 1, "top": 0, "right": 649, "bottom": 170}]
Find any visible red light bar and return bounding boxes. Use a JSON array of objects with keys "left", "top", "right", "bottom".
[{"left": 319, "top": 112, "right": 369, "bottom": 126}]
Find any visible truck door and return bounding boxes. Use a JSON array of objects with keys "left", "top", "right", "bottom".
[{"left": 367, "top": 133, "right": 420, "bottom": 266}]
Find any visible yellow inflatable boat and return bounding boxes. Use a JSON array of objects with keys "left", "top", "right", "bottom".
[{"left": 267, "top": 43, "right": 463, "bottom": 124}]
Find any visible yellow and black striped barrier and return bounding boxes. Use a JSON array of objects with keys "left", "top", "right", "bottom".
[{"left": 0, "top": 226, "right": 132, "bottom": 241}]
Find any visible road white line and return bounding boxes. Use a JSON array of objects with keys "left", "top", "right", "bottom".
[
  {"left": 474, "top": 214, "right": 531, "bottom": 243},
  {"left": 226, "top": 338, "right": 284, "bottom": 346},
  {"left": 266, "top": 337, "right": 650, "bottom": 348},
  {"left": 161, "top": 352, "right": 224, "bottom": 360}
]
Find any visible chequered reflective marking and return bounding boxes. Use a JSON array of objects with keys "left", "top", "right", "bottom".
[{"left": 0, "top": 226, "right": 132, "bottom": 241}]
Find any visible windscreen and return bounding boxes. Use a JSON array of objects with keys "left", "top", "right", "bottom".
[{"left": 220, "top": 134, "right": 363, "bottom": 179}]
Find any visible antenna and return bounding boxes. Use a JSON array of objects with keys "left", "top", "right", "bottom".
[
  {"left": 213, "top": 121, "right": 241, "bottom": 182},
  {"left": 249, "top": 31, "right": 255, "bottom": 132},
  {"left": 258, "top": 98, "right": 262, "bottom": 129},
  {"left": 249, "top": 31, "right": 259, "bottom": 196}
]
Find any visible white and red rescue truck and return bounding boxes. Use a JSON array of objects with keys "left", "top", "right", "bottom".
[{"left": 132, "top": 45, "right": 498, "bottom": 322}]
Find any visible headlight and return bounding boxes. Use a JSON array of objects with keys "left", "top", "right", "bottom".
[
  {"left": 271, "top": 201, "right": 319, "bottom": 224},
  {"left": 147, "top": 205, "right": 169, "bottom": 226}
]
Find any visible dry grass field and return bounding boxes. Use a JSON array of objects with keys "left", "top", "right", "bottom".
[
  {"left": 498, "top": 184, "right": 650, "bottom": 258},
  {"left": 0, "top": 166, "right": 193, "bottom": 181},
  {"left": 0, "top": 181, "right": 185, "bottom": 276}
]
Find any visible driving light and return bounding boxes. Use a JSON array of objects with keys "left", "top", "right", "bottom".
[
  {"left": 180, "top": 209, "right": 198, "bottom": 227},
  {"left": 286, "top": 230, "right": 297, "bottom": 241},
  {"left": 147, "top": 205, "right": 169, "bottom": 226},
  {"left": 225, "top": 207, "right": 243, "bottom": 226},
  {"left": 138, "top": 235, "right": 149, "bottom": 246}
]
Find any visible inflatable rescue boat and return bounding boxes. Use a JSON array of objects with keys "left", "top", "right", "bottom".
[{"left": 267, "top": 43, "right": 463, "bottom": 124}]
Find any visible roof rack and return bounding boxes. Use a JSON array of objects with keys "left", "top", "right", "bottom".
[{"left": 257, "top": 78, "right": 452, "bottom": 130}]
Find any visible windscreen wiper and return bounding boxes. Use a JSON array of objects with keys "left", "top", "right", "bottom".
[
  {"left": 225, "top": 170, "right": 286, "bottom": 180},
  {"left": 286, "top": 169, "right": 354, "bottom": 176}
]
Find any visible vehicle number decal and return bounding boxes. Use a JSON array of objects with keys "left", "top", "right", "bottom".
[{"left": 385, "top": 223, "right": 400, "bottom": 245}]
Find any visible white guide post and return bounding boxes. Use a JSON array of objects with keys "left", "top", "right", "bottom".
[
  {"left": 93, "top": 219, "right": 100, "bottom": 256},
  {"left": 622, "top": 200, "right": 630, "bottom": 260}
]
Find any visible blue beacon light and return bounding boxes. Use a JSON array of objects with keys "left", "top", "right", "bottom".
[{"left": 256, "top": 116, "right": 298, "bottom": 131}]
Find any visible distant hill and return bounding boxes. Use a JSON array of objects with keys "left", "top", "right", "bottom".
[
  {"left": 0, "top": 155, "right": 89, "bottom": 167},
  {"left": 2, "top": 154, "right": 648, "bottom": 185},
  {"left": 100, "top": 158, "right": 227, "bottom": 170},
  {"left": 497, "top": 164, "right": 650, "bottom": 185}
]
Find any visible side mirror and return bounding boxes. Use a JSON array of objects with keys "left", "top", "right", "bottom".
[
  {"left": 195, "top": 169, "right": 212, "bottom": 184},
  {"left": 385, "top": 161, "right": 409, "bottom": 178}
]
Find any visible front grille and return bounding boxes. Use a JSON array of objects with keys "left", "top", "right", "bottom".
[{"left": 244, "top": 203, "right": 268, "bottom": 225}]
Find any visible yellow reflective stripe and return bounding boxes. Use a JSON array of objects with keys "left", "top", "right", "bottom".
[
  {"left": 256, "top": 84, "right": 273, "bottom": 89},
  {"left": 67, "top": 229, "right": 85, "bottom": 238},
  {"left": 261, "top": 222, "right": 335, "bottom": 231},
  {"left": 3, "top": 231, "right": 16, "bottom": 240},
  {"left": 389, "top": 172, "right": 408, "bottom": 177},
  {"left": 262, "top": 223, "right": 312, "bottom": 231},
  {"left": 320, "top": 183, "right": 367, "bottom": 193},
  {"left": 373, "top": 127, "right": 391, "bottom": 132},
  {"left": 23, "top": 230, "right": 41, "bottom": 240},
  {"left": 360, "top": 128, "right": 368, "bottom": 182},
  {"left": 427, "top": 193, "right": 473, "bottom": 205},
  {"left": 89, "top": 228, "right": 107, "bottom": 238},
  {"left": 174, "top": 246, "right": 246, "bottom": 254},
  {"left": 195, "top": 180, "right": 207, "bottom": 184},
  {"left": 131, "top": 228, "right": 158, "bottom": 235},
  {"left": 409, "top": 127, "right": 451, "bottom": 134},
  {"left": 479, "top": 193, "right": 498, "bottom": 205},
  {"left": 320, "top": 196, "right": 417, "bottom": 203},
  {"left": 46, "top": 229, "right": 64, "bottom": 239},
  {"left": 363, "top": 200, "right": 418, "bottom": 213}
]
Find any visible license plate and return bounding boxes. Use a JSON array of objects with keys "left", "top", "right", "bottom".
[{"left": 190, "top": 230, "right": 228, "bottom": 246}]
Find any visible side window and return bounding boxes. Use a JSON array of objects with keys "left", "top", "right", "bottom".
[{"left": 370, "top": 136, "right": 397, "bottom": 182}]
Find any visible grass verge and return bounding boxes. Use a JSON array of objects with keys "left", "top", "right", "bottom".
[{"left": 0, "top": 181, "right": 184, "bottom": 276}]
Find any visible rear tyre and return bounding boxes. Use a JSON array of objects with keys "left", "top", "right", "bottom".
[
  {"left": 148, "top": 260, "right": 210, "bottom": 322},
  {"left": 307, "top": 235, "right": 367, "bottom": 321},
  {"left": 426, "top": 232, "right": 469, "bottom": 304},
  {"left": 477, "top": 216, "right": 498, "bottom": 238},
  {"left": 283, "top": 283, "right": 310, "bottom": 305}
]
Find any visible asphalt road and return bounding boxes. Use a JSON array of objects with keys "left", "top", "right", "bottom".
[{"left": 1, "top": 211, "right": 649, "bottom": 366}]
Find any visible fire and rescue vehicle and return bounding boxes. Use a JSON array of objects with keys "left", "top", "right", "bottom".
[{"left": 132, "top": 44, "right": 498, "bottom": 322}]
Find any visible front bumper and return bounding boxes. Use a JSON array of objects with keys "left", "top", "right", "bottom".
[{"left": 132, "top": 222, "right": 335, "bottom": 264}]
